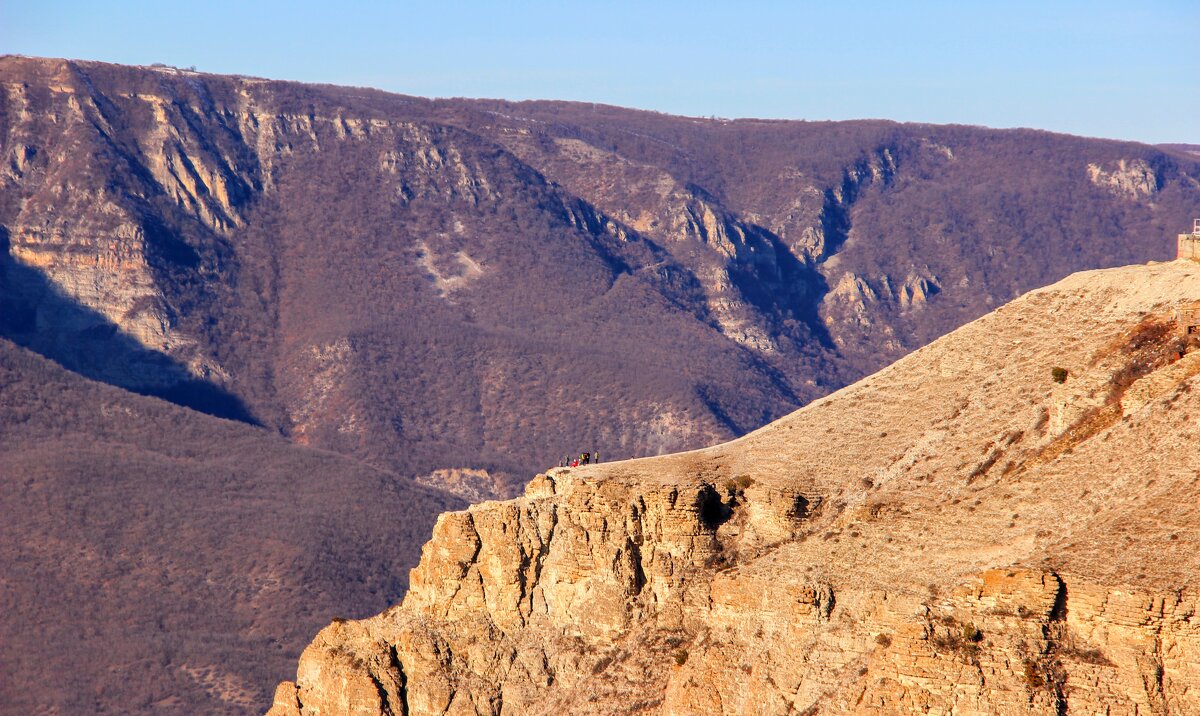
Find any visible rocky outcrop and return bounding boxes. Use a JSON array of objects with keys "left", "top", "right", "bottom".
[
  {"left": 269, "top": 261, "right": 1200, "bottom": 714},
  {"left": 269, "top": 486, "right": 1200, "bottom": 715},
  {"left": 1087, "top": 159, "right": 1159, "bottom": 199},
  {"left": 412, "top": 467, "right": 517, "bottom": 503},
  {"left": 267, "top": 470, "right": 815, "bottom": 715}
]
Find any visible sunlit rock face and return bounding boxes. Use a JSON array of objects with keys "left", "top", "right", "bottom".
[
  {"left": 1087, "top": 158, "right": 1160, "bottom": 199},
  {"left": 272, "top": 262, "right": 1200, "bottom": 715}
]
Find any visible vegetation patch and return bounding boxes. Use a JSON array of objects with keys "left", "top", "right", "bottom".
[
  {"left": 721, "top": 474, "right": 755, "bottom": 500},
  {"left": 591, "top": 655, "right": 614, "bottom": 675},
  {"left": 929, "top": 616, "right": 984, "bottom": 664},
  {"left": 1021, "top": 654, "right": 1066, "bottom": 694},
  {"left": 1061, "top": 645, "right": 1114, "bottom": 666},
  {"left": 1106, "top": 318, "right": 1187, "bottom": 398}
]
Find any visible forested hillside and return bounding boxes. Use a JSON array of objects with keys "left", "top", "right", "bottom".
[{"left": 3, "top": 56, "right": 1197, "bottom": 493}]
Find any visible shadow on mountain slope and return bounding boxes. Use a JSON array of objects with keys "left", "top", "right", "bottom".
[
  {"left": 0, "top": 227, "right": 257, "bottom": 424},
  {"left": 728, "top": 223, "right": 836, "bottom": 351}
]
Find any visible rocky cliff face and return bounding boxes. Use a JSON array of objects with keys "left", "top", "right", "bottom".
[
  {"left": 269, "top": 260, "right": 1200, "bottom": 714},
  {"left": 5, "top": 57, "right": 1200, "bottom": 495}
]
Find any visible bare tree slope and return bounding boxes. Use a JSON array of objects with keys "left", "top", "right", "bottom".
[
  {"left": 0, "top": 339, "right": 462, "bottom": 715},
  {"left": 3, "top": 56, "right": 1198, "bottom": 493}
]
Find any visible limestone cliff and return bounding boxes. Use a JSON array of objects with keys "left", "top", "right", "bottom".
[{"left": 269, "top": 260, "right": 1200, "bottom": 714}]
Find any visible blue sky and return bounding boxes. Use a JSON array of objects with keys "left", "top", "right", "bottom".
[{"left": 2, "top": 1, "right": 1196, "bottom": 144}]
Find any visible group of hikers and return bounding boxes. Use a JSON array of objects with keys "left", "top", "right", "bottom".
[{"left": 558, "top": 451, "right": 599, "bottom": 468}]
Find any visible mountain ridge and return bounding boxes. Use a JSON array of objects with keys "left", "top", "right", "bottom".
[{"left": 3, "top": 55, "right": 1198, "bottom": 494}]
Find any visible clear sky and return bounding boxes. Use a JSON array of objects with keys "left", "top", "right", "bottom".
[{"left": 2, "top": 0, "right": 1196, "bottom": 144}]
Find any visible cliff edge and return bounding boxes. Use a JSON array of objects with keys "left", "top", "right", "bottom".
[{"left": 269, "top": 259, "right": 1200, "bottom": 714}]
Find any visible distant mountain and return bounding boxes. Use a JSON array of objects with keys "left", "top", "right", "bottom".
[
  {"left": 3, "top": 56, "right": 1200, "bottom": 714},
  {"left": 1160, "top": 143, "right": 1200, "bottom": 157},
  {"left": 270, "top": 260, "right": 1200, "bottom": 715},
  {"left": 3, "top": 56, "right": 1198, "bottom": 495},
  {"left": 0, "top": 338, "right": 461, "bottom": 715}
]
